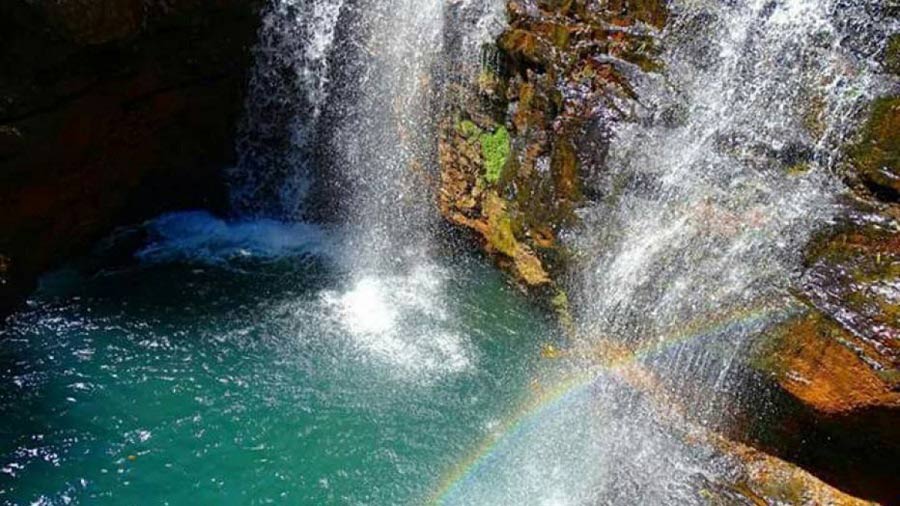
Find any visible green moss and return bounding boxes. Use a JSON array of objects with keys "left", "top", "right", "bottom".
[
  {"left": 484, "top": 193, "right": 518, "bottom": 257},
  {"left": 630, "top": 0, "right": 669, "bottom": 28},
  {"left": 551, "top": 24, "right": 570, "bottom": 49},
  {"left": 551, "top": 289, "right": 575, "bottom": 331},
  {"left": 551, "top": 290, "right": 569, "bottom": 310},
  {"left": 491, "top": 214, "right": 518, "bottom": 256},
  {"left": 478, "top": 70, "right": 503, "bottom": 97},
  {"left": 877, "top": 368, "right": 900, "bottom": 386},
  {"left": 480, "top": 126, "right": 511, "bottom": 184},
  {"left": 786, "top": 162, "right": 811, "bottom": 176},
  {"left": 456, "top": 120, "right": 482, "bottom": 139}
]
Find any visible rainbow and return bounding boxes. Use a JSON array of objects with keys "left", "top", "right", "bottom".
[{"left": 430, "top": 302, "right": 795, "bottom": 505}]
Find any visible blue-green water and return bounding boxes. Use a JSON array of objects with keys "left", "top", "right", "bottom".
[{"left": 0, "top": 212, "right": 550, "bottom": 505}]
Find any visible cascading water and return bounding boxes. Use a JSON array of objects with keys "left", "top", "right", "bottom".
[
  {"left": 575, "top": 0, "right": 887, "bottom": 347},
  {"left": 248, "top": 0, "right": 508, "bottom": 373},
  {"left": 571, "top": 0, "right": 892, "bottom": 402},
  {"left": 325, "top": 0, "right": 445, "bottom": 268},
  {"left": 227, "top": 0, "right": 466, "bottom": 374},
  {"left": 229, "top": 0, "right": 346, "bottom": 219}
]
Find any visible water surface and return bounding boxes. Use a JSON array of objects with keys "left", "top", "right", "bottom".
[{"left": 0, "top": 212, "right": 548, "bottom": 505}]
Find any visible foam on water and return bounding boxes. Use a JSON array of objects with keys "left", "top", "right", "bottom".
[
  {"left": 136, "top": 211, "right": 329, "bottom": 265},
  {"left": 135, "top": 212, "right": 470, "bottom": 378}
]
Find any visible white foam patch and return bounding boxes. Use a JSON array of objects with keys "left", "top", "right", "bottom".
[
  {"left": 321, "top": 264, "right": 471, "bottom": 376},
  {"left": 137, "top": 211, "right": 329, "bottom": 265},
  {"left": 333, "top": 277, "right": 398, "bottom": 335}
]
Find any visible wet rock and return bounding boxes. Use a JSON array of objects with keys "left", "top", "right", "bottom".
[
  {"left": 801, "top": 215, "right": 900, "bottom": 370},
  {"left": 755, "top": 310, "right": 898, "bottom": 415},
  {"left": 746, "top": 202, "right": 900, "bottom": 503},
  {"left": 0, "top": 0, "right": 262, "bottom": 315},
  {"left": 41, "top": 0, "right": 144, "bottom": 45},
  {"left": 884, "top": 34, "right": 900, "bottom": 76},
  {"left": 0, "top": 126, "right": 25, "bottom": 159},
  {"left": 438, "top": 0, "right": 664, "bottom": 292},
  {"left": 848, "top": 96, "right": 900, "bottom": 201}
]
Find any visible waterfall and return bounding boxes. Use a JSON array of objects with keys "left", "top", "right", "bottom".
[
  {"left": 229, "top": 0, "right": 345, "bottom": 219},
  {"left": 224, "top": 0, "right": 507, "bottom": 375},
  {"left": 230, "top": 0, "right": 503, "bottom": 267},
  {"left": 571, "top": 0, "right": 891, "bottom": 396},
  {"left": 324, "top": 0, "right": 446, "bottom": 272},
  {"left": 219, "top": 0, "right": 890, "bottom": 502}
]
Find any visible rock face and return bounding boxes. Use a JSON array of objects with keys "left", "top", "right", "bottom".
[
  {"left": 438, "top": 0, "right": 666, "bottom": 296},
  {"left": 721, "top": 440, "right": 879, "bottom": 506},
  {"left": 758, "top": 312, "right": 897, "bottom": 415},
  {"left": 747, "top": 90, "right": 900, "bottom": 503},
  {"left": 0, "top": 0, "right": 262, "bottom": 314}
]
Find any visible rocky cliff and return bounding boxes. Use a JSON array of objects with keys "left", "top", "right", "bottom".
[{"left": 0, "top": 0, "right": 262, "bottom": 314}]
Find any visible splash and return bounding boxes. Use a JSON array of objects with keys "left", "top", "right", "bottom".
[{"left": 320, "top": 264, "right": 472, "bottom": 376}]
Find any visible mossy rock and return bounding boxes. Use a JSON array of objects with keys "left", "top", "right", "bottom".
[
  {"left": 498, "top": 29, "right": 552, "bottom": 66},
  {"left": 849, "top": 96, "right": 900, "bottom": 199},
  {"left": 484, "top": 192, "right": 519, "bottom": 257},
  {"left": 607, "top": 0, "right": 668, "bottom": 29},
  {"left": 480, "top": 126, "right": 511, "bottom": 184},
  {"left": 551, "top": 137, "right": 581, "bottom": 202}
]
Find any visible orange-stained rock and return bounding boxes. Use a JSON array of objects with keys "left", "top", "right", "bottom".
[
  {"left": 757, "top": 311, "right": 899, "bottom": 414},
  {"left": 569, "top": 337, "right": 882, "bottom": 505}
]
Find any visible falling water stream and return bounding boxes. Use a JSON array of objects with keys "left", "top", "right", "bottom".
[{"left": 0, "top": 0, "right": 893, "bottom": 504}]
